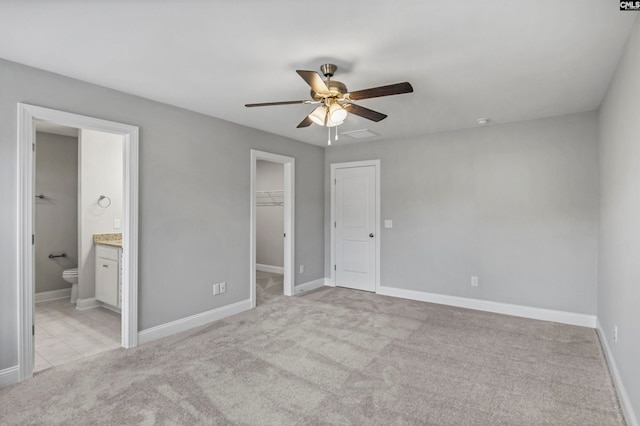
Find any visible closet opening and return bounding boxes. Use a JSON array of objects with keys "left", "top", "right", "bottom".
[{"left": 249, "top": 150, "right": 295, "bottom": 307}]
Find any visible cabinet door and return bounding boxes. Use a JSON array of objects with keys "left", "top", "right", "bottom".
[{"left": 96, "top": 258, "right": 119, "bottom": 307}]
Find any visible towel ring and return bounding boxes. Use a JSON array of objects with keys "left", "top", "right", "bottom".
[{"left": 98, "top": 195, "right": 112, "bottom": 208}]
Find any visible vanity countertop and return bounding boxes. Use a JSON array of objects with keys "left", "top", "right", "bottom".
[{"left": 93, "top": 233, "right": 122, "bottom": 248}]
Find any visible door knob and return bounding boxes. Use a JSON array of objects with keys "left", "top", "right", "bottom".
[{"left": 369, "top": 233, "right": 374, "bottom": 238}]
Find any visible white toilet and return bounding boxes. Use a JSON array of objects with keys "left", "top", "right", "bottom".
[{"left": 62, "top": 268, "right": 79, "bottom": 303}]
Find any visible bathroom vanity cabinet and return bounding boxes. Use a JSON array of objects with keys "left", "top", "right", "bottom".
[{"left": 95, "top": 244, "right": 122, "bottom": 308}]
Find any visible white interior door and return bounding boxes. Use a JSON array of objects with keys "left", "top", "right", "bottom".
[{"left": 335, "top": 165, "right": 376, "bottom": 292}]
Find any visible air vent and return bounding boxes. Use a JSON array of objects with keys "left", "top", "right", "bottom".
[{"left": 341, "top": 129, "right": 379, "bottom": 140}]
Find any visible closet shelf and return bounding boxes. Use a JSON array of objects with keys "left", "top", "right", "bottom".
[{"left": 256, "top": 190, "right": 284, "bottom": 206}]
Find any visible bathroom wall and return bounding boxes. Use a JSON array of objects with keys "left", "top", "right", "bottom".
[
  {"left": 34, "top": 132, "right": 78, "bottom": 294},
  {"left": 78, "top": 129, "right": 124, "bottom": 302},
  {"left": 256, "top": 160, "right": 284, "bottom": 269}
]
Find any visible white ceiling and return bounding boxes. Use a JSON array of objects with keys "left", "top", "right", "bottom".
[{"left": 0, "top": 1, "right": 635, "bottom": 146}]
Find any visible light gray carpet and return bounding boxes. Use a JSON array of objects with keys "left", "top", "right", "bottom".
[
  {"left": 0, "top": 273, "right": 625, "bottom": 425},
  {"left": 256, "top": 270, "right": 284, "bottom": 304}
]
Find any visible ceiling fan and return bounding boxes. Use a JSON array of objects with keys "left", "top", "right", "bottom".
[{"left": 245, "top": 63, "right": 414, "bottom": 130}]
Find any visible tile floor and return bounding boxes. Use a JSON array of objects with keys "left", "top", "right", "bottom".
[{"left": 34, "top": 298, "right": 121, "bottom": 373}]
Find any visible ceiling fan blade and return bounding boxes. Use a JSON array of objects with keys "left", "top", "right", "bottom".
[
  {"left": 296, "top": 115, "right": 313, "bottom": 128},
  {"left": 296, "top": 70, "right": 330, "bottom": 95},
  {"left": 245, "top": 100, "right": 310, "bottom": 107},
  {"left": 343, "top": 103, "right": 388, "bottom": 122},
  {"left": 347, "top": 82, "right": 413, "bottom": 101}
]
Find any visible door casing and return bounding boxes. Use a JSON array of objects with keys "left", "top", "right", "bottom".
[
  {"left": 330, "top": 160, "right": 381, "bottom": 292},
  {"left": 17, "top": 104, "right": 139, "bottom": 382}
]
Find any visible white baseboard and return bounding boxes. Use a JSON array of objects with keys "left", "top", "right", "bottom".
[
  {"left": 597, "top": 320, "right": 638, "bottom": 426},
  {"left": 294, "top": 278, "right": 326, "bottom": 295},
  {"left": 0, "top": 365, "right": 20, "bottom": 388},
  {"left": 323, "top": 278, "right": 335, "bottom": 287},
  {"left": 256, "top": 264, "right": 284, "bottom": 274},
  {"left": 138, "top": 299, "right": 252, "bottom": 345},
  {"left": 102, "top": 304, "right": 121, "bottom": 314},
  {"left": 75, "top": 297, "right": 101, "bottom": 310},
  {"left": 35, "top": 288, "right": 71, "bottom": 303},
  {"left": 376, "top": 285, "right": 597, "bottom": 328}
]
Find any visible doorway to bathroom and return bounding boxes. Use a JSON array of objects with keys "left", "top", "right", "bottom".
[
  {"left": 250, "top": 150, "right": 294, "bottom": 308},
  {"left": 33, "top": 124, "right": 123, "bottom": 373},
  {"left": 17, "top": 104, "right": 139, "bottom": 382}
]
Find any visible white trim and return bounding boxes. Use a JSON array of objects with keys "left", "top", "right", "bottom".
[
  {"left": 597, "top": 320, "right": 639, "bottom": 426},
  {"left": 75, "top": 297, "right": 101, "bottom": 310},
  {"left": 17, "top": 104, "right": 139, "bottom": 382},
  {"left": 138, "top": 299, "right": 252, "bottom": 345},
  {"left": 256, "top": 264, "right": 284, "bottom": 274},
  {"left": 377, "top": 285, "right": 597, "bottom": 328},
  {"left": 17, "top": 104, "right": 34, "bottom": 382},
  {"left": 330, "top": 160, "right": 381, "bottom": 292},
  {"left": 294, "top": 278, "right": 326, "bottom": 295},
  {"left": 250, "top": 150, "right": 295, "bottom": 308},
  {"left": 0, "top": 366, "right": 20, "bottom": 388},
  {"left": 35, "top": 288, "right": 71, "bottom": 303},
  {"left": 323, "top": 277, "right": 335, "bottom": 287},
  {"left": 102, "top": 304, "right": 121, "bottom": 314}
]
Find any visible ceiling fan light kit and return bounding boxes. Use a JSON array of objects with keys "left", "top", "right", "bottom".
[
  {"left": 329, "top": 102, "right": 348, "bottom": 122},
  {"left": 245, "top": 63, "right": 414, "bottom": 145},
  {"left": 309, "top": 106, "right": 327, "bottom": 126}
]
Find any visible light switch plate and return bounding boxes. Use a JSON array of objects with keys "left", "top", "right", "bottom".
[
  {"left": 113, "top": 219, "right": 121, "bottom": 229},
  {"left": 384, "top": 220, "right": 393, "bottom": 228}
]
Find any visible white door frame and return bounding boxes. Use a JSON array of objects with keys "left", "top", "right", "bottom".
[
  {"left": 250, "top": 150, "right": 295, "bottom": 307},
  {"left": 330, "top": 160, "right": 381, "bottom": 292},
  {"left": 17, "top": 104, "right": 139, "bottom": 381}
]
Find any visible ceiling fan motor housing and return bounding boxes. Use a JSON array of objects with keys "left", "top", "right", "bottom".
[{"left": 311, "top": 80, "right": 348, "bottom": 101}]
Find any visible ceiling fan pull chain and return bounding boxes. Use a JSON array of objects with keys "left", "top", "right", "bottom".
[
  {"left": 335, "top": 126, "right": 338, "bottom": 142},
  {"left": 327, "top": 126, "right": 331, "bottom": 146}
]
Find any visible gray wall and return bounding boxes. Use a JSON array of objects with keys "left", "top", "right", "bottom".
[
  {"left": 598, "top": 17, "right": 640, "bottom": 422},
  {"left": 256, "top": 160, "right": 284, "bottom": 268},
  {"left": 34, "top": 132, "right": 78, "bottom": 293},
  {"left": 325, "top": 111, "right": 599, "bottom": 315},
  {"left": 0, "top": 59, "right": 325, "bottom": 371}
]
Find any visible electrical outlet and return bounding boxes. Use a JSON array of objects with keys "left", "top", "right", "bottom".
[
  {"left": 614, "top": 325, "right": 618, "bottom": 343},
  {"left": 113, "top": 219, "right": 121, "bottom": 229},
  {"left": 471, "top": 276, "right": 478, "bottom": 287},
  {"left": 299, "top": 265, "right": 304, "bottom": 274},
  {"left": 220, "top": 282, "right": 226, "bottom": 293},
  {"left": 213, "top": 283, "right": 220, "bottom": 295}
]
